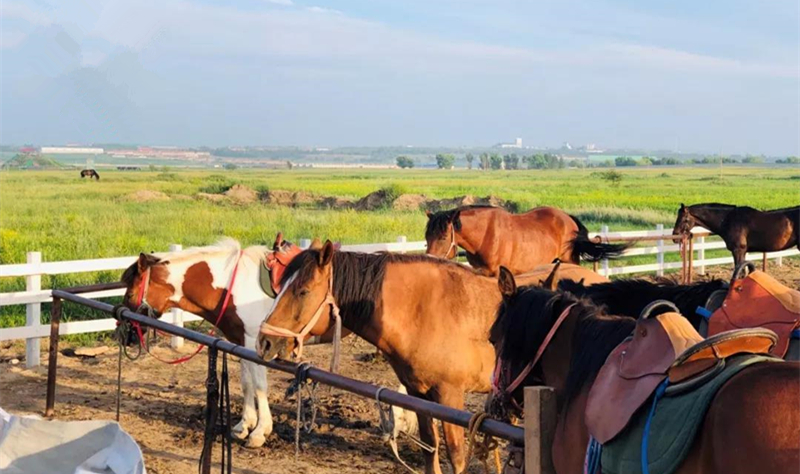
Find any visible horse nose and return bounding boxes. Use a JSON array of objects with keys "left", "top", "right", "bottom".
[{"left": 257, "top": 336, "right": 271, "bottom": 358}]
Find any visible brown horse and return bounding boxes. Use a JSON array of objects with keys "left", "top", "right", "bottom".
[
  {"left": 80, "top": 169, "right": 100, "bottom": 180},
  {"left": 673, "top": 203, "right": 799, "bottom": 267},
  {"left": 256, "top": 242, "right": 605, "bottom": 474},
  {"left": 488, "top": 277, "right": 800, "bottom": 474},
  {"left": 425, "top": 205, "right": 628, "bottom": 276}
]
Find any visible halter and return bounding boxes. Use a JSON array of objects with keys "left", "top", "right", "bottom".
[
  {"left": 260, "top": 265, "right": 342, "bottom": 363},
  {"left": 132, "top": 251, "right": 243, "bottom": 365},
  {"left": 492, "top": 303, "right": 577, "bottom": 405},
  {"left": 440, "top": 224, "right": 458, "bottom": 259}
]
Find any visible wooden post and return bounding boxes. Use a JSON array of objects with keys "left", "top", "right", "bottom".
[
  {"left": 26, "top": 251, "right": 42, "bottom": 367},
  {"left": 600, "top": 225, "right": 609, "bottom": 277},
  {"left": 777, "top": 255, "right": 783, "bottom": 267},
  {"left": 762, "top": 252, "right": 768, "bottom": 272},
  {"left": 697, "top": 235, "right": 706, "bottom": 275},
  {"left": 524, "top": 386, "right": 557, "bottom": 474},
  {"left": 169, "top": 244, "right": 184, "bottom": 349},
  {"left": 45, "top": 297, "right": 62, "bottom": 417},
  {"left": 397, "top": 235, "right": 407, "bottom": 253},
  {"left": 656, "top": 224, "right": 665, "bottom": 277}
]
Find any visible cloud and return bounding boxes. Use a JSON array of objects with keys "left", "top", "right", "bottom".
[
  {"left": 265, "top": 0, "right": 294, "bottom": 5},
  {"left": 305, "top": 6, "right": 342, "bottom": 15}
]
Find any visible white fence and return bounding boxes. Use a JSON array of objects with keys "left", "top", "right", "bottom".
[{"left": 2, "top": 228, "right": 797, "bottom": 367}]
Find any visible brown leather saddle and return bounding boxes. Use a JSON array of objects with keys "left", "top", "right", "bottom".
[
  {"left": 707, "top": 262, "right": 799, "bottom": 358},
  {"left": 260, "top": 233, "right": 303, "bottom": 298},
  {"left": 585, "top": 300, "right": 777, "bottom": 444}
]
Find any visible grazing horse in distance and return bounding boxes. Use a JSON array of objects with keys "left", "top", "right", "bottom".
[
  {"left": 80, "top": 169, "right": 100, "bottom": 180},
  {"left": 121, "top": 237, "right": 297, "bottom": 448},
  {"left": 488, "top": 278, "right": 800, "bottom": 474},
  {"left": 424, "top": 205, "right": 629, "bottom": 276},
  {"left": 673, "top": 203, "right": 799, "bottom": 267},
  {"left": 256, "top": 243, "right": 604, "bottom": 474}
]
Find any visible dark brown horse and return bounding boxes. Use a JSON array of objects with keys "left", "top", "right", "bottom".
[
  {"left": 488, "top": 278, "right": 799, "bottom": 474},
  {"left": 256, "top": 243, "right": 605, "bottom": 474},
  {"left": 80, "top": 169, "right": 100, "bottom": 180},
  {"left": 425, "top": 205, "right": 628, "bottom": 276},
  {"left": 673, "top": 203, "right": 799, "bottom": 267}
]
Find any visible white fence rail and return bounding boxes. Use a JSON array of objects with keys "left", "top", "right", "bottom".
[{"left": 2, "top": 227, "right": 797, "bottom": 367}]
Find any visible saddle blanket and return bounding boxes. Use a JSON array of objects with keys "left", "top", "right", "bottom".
[{"left": 600, "top": 355, "right": 778, "bottom": 474}]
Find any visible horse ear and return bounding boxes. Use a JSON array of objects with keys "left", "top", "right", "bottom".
[
  {"left": 273, "top": 232, "right": 284, "bottom": 251},
  {"left": 680, "top": 203, "right": 685, "bottom": 211},
  {"left": 541, "top": 261, "right": 561, "bottom": 291},
  {"left": 318, "top": 240, "right": 335, "bottom": 267},
  {"left": 137, "top": 253, "right": 154, "bottom": 273},
  {"left": 452, "top": 210, "right": 462, "bottom": 231},
  {"left": 309, "top": 238, "right": 323, "bottom": 250},
  {"left": 498, "top": 266, "right": 517, "bottom": 298},
  {"left": 426, "top": 210, "right": 432, "bottom": 218}
]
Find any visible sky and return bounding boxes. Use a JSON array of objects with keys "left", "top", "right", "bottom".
[{"left": 1, "top": 0, "right": 798, "bottom": 155}]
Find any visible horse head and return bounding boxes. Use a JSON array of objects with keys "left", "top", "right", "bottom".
[
  {"left": 121, "top": 253, "right": 176, "bottom": 318},
  {"left": 258, "top": 240, "right": 338, "bottom": 361},
  {"left": 672, "top": 203, "right": 695, "bottom": 244},
  {"left": 424, "top": 208, "right": 461, "bottom": 259}
]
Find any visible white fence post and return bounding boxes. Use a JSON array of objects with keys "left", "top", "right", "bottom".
[
  {"left": 656, "top": 224, "right": 665, "bottom": 277},
  {"left": 601, "top": 226, "right": 609, "bottom": 277},
  {"left": 777, "top": 255, "right": 783, "bottom": 267},
  {"left": 169, "top": 244, "right": 184, "bottom": 349},
  {"left": 397, "top": 235, "right": 407, "bottom": 253},
  {"left": 299, "top": 238, "right": 311, "bottom": 249},
  {"left": 25, "top": 252, "right": 41, "bottom": 368},
  {"left": 697, "top": 235, "right": 706, "bottom": 275}
]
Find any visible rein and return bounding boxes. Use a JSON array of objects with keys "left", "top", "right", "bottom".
[
  {"left": 260, "top": 265, "right": 344, "bottom": 373},
  {"left": 132, "top": 250, "right": 244, "bottom": 365},
  {"left": 493, "top": 303, "right": 577, "bottom": 400}
]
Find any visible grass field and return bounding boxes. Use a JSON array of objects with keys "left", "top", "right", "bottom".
[{"left": 1, "top": 166, "right": 798, "bottom": 339}]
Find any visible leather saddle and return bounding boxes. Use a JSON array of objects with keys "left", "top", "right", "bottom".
[
  {"left": 260, "top": 235, "right": 303, "bottom": 298},
  {"left": 585, "top": 300, "right": 777, "bottom": 444},
  {"left": 707, "top": 263, "right": 799, "bottom": 358}
]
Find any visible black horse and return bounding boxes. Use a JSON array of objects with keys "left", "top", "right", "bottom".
[
  {"left": 80, "top": 169, "right": 100, "bottom": 180},
  {"left": 557, "top": 277, "right": 727, "bottom": 329},
  {"left": 673, "top": 203, "right": 798, "bottom": 267}
]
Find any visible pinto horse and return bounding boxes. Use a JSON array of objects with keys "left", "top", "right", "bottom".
[
  {"left": 425, "top": 205, "right": 628, "bottom": 276},
  {"left": 488, "top": 275, "right": 800, "bottom": 474},
  {"left": 121, "top": 237, "right": 302, "bottom": 448},
  {"left": 256, "top": 242, "right": 606, "bottom": 474},
  {"left": 673, "top": 203, "right": 799, "bottom": 267}
]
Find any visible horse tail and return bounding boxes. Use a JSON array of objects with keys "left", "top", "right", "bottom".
[{"left": 568, "top": 214, "right": 630, "bottom": 263}]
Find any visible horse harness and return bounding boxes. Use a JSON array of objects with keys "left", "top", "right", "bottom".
[{"left": 440, "top": 224, "right": 458, "bottom": 259}]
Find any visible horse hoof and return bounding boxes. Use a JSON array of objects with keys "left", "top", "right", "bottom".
[
  {"left": 231, "top": 423, "right": 250, "bottom": 440},
  {"left": 245, "top": 433, "right": 266, "bottom": 448}
]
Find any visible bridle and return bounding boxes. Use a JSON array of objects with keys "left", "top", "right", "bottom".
[
  {"left": 492, "top": 303, "right": 577, "bottom": 413},
  {"left": 439, "top": 224, "right": 458, "bottom": 259},
  {"left": 131, "top": 250, "right": 244, "bottom": 364},
  {"left": 259, "top": 265, "right": 343, "bottom": 368}
]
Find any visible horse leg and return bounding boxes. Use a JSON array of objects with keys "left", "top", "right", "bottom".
[
  {"left": 232, "top": 359, "right": 257, "bottom": 441},
  {"left": 245, "top": 362, "right": 273, "bottom": 448},
  {"left": 410, "top": 388, "right": 442, "bottom": 474},
  {"left": 432, "top": 386, "right": 467, "bottom": 474}
]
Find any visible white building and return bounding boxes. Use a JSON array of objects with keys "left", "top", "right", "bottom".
[
  {"left": 499, "top": 138, "right": 523, "bottom": 149},
  {"left": 41, "top": 147, "right": 104, "bottom": 155}
]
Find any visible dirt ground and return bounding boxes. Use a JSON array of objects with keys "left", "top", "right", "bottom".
[{"left": 1, "top": 260, "right": 797, "bottom": 474}]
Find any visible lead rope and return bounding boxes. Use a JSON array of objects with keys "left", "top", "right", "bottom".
[
  {"left": 219, "top": 351, "right": 232, "bottom": 474},
  {"left": 463, "top": 412, "right": 501, "bottom": 474},
  {"left": 291, "top": 363, "right": 318, "bottom": 461}
]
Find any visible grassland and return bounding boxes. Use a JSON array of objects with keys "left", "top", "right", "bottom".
[{"left": 1, "top": 166, "right": 797, "bottom": 339}]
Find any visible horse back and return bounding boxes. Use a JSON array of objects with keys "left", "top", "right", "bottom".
[
  {"left": 682, "top": 361, "right": 800, "bottom": 473},
  {"left": 726, "top": 207, "right": 797, "bottom": 250}
]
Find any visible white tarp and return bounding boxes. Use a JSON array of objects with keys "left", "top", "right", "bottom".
[{"left": 0, "top": 408, "right": 145, "bottom": 474}]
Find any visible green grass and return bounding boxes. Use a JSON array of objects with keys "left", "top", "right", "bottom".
[{"left": 1, "top": 166, "right": 797, "bottom": 339}]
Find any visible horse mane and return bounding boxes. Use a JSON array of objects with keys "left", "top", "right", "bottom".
[
  {"left": 491, "top": 286, "right": 635, "bottom": 409},
  {"left": 425, "top": 205, "right": 499, "bottom": 240},
  {"left": 557, "top": 278, "right": 726, "bottom": 327},
  {"left": 281, "top": 250, "right": 477, "bottom": 332},
  {"left": 688, "top": 203, "right": 736, "bottom": 211}
]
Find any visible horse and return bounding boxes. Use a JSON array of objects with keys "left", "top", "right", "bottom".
[
  {"left": 256, "top": 242, "right": 605, "bottom": 474},
  {"left": 424, "top": 205, "right": 628, "bottom": 276},
  {"left": 80, "top": 169, "right": 100, "bottom": 180},
  {"left": 488, "top": 275, "right": 799, "bottom": 474},
  {"left": 673, "top": 203, "right": 799, "bottom": 267},
  {"left": 121, "top": 237, "right": 296, "bottom": 448},
  {"left": 556, "top": 277, "right": 727, "bottom": 329}
]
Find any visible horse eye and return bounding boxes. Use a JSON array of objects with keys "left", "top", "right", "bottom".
[{"left": 298, "top": 289, "right": 309, "bottom": 297}]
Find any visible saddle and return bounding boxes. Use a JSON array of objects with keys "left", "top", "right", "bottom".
[
  {"left": 706, "top": 264, "right": 799, "bottom": 358},
  {"left": 260, "top": 237, "right": 303, "bottom": 298},
  {"left": 585, "top": 301, "right": 777, "bottom": 444}
]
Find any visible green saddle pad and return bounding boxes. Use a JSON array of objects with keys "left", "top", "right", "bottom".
[{"left": 601, "top": 355, "right": 779, "bottom": 474}]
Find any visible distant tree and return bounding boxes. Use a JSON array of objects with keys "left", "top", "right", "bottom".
[
  {"left": 148, "top": 164, "right": 157, "bottom": 172},
  {"left": 286, "top": 160, "right": 294, "bottom": 170},
  {"left": 160, "top": 165, "right": 171, "bottom": 172},
  {"left": 466, "top": 153, "right": 474, "bottom": 170},
  {"left": 479, "top": 153, "right": 490, "bottom": 170},
  {"left": 742, "top": 156, "right": 764, "bottom": 164},
  {"left": 601, "top": 170, "right": 623, "bottom": 187},
  {"left": 396, "top": 156, "right": 415, "bottom": 168},
  {"left": 503, "top": 154, "right": 520, "bottom": 170},
  {"left": 638, "top": 157, "right": 653, "bottom": 166},
  {"left": 435, "top": 153, "right": 456, "bottom": 169},
  {"left": 777, "top": 156, "right": 800, "bottom": 164},
  {"left": 223, "top": 163, "right": 238, "bottom": 170},
  {"left": 490, "top": 154, "right": 503, "bottom": 170},
  {"left": 615, "top": 156, "right": 637, "bottom": 167}
]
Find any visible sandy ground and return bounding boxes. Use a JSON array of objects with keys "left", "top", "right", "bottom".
[{"left": 1, "top": 259, "right": 797, "bottom": 474}]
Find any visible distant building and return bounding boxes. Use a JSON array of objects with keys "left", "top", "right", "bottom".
[
  {"left": 499, "top": 138, "right": 523, "bottom": 149},
  {"left": 41, "top": 147, "right": 104, "bottom": 154}
]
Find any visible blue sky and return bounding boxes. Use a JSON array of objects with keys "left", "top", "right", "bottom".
[{"left": 1, "top": 0, "right": 798, "bottom": 155}]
